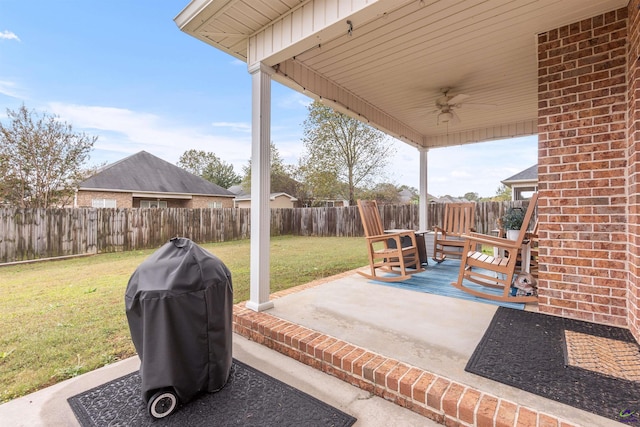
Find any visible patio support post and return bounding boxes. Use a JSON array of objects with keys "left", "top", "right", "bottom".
[
  {"left": 419, "top": 148, "right": 429, "bottom": 231},
  {"left": 246, "top": 62, "right": 274, "bottom": 312}
]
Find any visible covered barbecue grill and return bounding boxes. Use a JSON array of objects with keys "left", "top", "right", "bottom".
[{"left": 125, "top": 237, "right": 233, "bottom": 418}]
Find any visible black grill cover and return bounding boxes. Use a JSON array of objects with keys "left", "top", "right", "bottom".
[{"left": 125, "top": 237, "right": 233, "bottom": 403}]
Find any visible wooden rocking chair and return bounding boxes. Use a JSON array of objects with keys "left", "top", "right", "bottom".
[
  {"left": 357, "top": 200, "right": 424, "bottom": 282},
  {"left": 432, "top": 202, "right": 476, "bottom": 262},
  {"left": 451, "top": 193, "right": 539, "bottom": 303}
]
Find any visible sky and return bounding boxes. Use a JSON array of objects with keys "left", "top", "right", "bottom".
[{"left": 0, "top": 1, "right": 538, "bottom": 199}]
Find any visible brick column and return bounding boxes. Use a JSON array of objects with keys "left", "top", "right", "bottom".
[
  {"left": 537, "top": 8, "right": 629, "bottom": 326},
  {"left": 627, "top": 0, "right": 640, "bottom": 341}
]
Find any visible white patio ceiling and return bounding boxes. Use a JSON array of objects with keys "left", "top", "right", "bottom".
[{"left": 175, "top": 0, "right": 627, "bottom": 149}]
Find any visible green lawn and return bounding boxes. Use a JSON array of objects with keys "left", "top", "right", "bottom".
[{"left": 0, "top": 235, "right": 367, "bottom": 403}]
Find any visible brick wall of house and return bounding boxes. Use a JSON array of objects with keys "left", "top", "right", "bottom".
[
  {"left": 537, "top": 8, "right": 629, "bottom": 327},
  {"left": 133, "top": 198, "right": 190, "bottom": 208},
  {"left": 77, "top": 191, "right": 235, "bottom": 209},
  {"left": 627, "top": 0, "right": 640, "bottom": 341},
  {"left": 189, "top": 195, "right": 234, "bottom": 208},
  {"left": 76, "top": 190, "right": 133, "bottom": 208}
]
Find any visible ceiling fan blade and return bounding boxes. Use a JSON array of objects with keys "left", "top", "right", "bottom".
[
  {"left": 458, "top": 102, "right": 496, "bottom": 109},
  {"left": 451, "top": 110, "right": 461, "bottom": 124},
  {"left": 447, "top": 93, "right": 470, "bottom": 105}
]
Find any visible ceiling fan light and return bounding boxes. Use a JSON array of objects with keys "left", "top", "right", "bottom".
[{"left": 439, "top": 111, "right": 453, "bottom": 123}]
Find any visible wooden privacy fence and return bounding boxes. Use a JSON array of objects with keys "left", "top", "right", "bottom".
[{"left": 0, "top": 201, "right": 532, "bottom": 264}]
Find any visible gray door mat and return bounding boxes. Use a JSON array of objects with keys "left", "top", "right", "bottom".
[{"left": 68, "top": 359, "right": 357, "bottom": 427}]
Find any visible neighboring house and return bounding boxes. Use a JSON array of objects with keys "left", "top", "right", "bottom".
[
  {"left": 431, "top": 195, "right": 469, "bottom": 203},
  {"left": 76, "top": 151, "right": 236, "bottom": 208},
  {"left": 233, "top": 192, "right": 298, "bottom": 209},
  {"left": 309, "top": 198, "right": 349, "bottom": 207},
  {"left": 227, "top": 185, "right": 245, "bottom": 196},
  {"left": 501, "top": 164, "right": 538, "bottom": 201},
  {"left": 398, "top": 189, "right": 415, "bottom": 204}
]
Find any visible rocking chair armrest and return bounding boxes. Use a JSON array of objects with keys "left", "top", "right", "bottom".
[
  {"left": 366, "top": 231, "right": 416, "bottom": 244},
  {"left": 384, "top": 228, "right": 416, "bottom": 236},
  {"left": 365, "top": 233, "right": 394, "bottom": 243},
  {"left": 433, "top": 226, "right": 446, "bottom": 237},
  {"left": 462, "top": 232, "right": 522, "bottom": 250}
]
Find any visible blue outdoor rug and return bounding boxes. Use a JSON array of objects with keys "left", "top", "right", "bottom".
[{"left": 369, "top": 259, "right": 525, "bottom": 310}]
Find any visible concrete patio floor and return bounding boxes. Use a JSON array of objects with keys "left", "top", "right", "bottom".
[
  {"left": 0, "top": 266, "right": 621, "bottom": 426},
  {"left": 233, "top": 267, "right": 620, "bottom": 427}
]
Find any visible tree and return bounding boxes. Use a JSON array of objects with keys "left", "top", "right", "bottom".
[
  {"left": 360, "top": 183, "right": 401, "bottom": 204},
  {"left": 463, "top": 192, "right": 480, "bottom": 202},
  {"left": 177, "top": 149, "right": 241, "bottom": 189},
  {"left": 299, "top": 101, "right": 395, "bottom": 205},
  {"left": 241, "top": 142, "right": 302, "bottom": 197},
  {"left": 492, "top": 184, "right": 512, "bottom": 201},
  {"left": 0, "top": 105, "right": 97, "bottom": 208}
]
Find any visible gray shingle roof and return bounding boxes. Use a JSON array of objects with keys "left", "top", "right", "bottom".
[
  {"left": 502, "top": 164, "right": 538, "bottom": 183},
  {"left": 79, "top": 151, "right": 235, "bottom": 197}
]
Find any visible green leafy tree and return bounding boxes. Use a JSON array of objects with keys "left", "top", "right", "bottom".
[
  {"left": 463, "top": 192, "right": 480, "bottom": 201},
  {"left": 492, "top": 184, "right": 512, "bottom": 201},
  {"left": 360, "top": 183, "right": 401, "bottom": 204},
  {"left": 299, "top": 101, "right": 394, "bottom": 205},
  {"left": 241, "top": 142, "right": 303, "bottom": 198},
  {"left": 0, "top": 105, "right": 97, "bottom": 208},
  {"left": 177, "top": 149, "right": 241, "bottom": 189},
  {"left": 294, "top": 162, "right": 342, "bottom": 202}
]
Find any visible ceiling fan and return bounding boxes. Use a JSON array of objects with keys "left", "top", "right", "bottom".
[{"left": 431, "top": 87, "right": 490, "bottom": 125}]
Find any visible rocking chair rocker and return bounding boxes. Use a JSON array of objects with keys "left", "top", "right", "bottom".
[
  {"left": 357, "top": 200, "right": 424, "bottom": 282},
  {"left": 451, "top": 193, "right": 539, "bottom": 303}
]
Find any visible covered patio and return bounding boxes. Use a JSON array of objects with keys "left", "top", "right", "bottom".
[{"left": 174, "top": 0, "right": 639, "bottom": 341}]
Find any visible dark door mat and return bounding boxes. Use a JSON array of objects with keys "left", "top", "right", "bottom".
[
  {"left": 465, "top": 307, "right": 640, "bottom": 424},
  {"left": 68, "top": 359, "right": 357, "bottom": 427}
]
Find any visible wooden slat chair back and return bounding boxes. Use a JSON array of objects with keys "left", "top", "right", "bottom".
[
  {"left": 527, "top": 220, "right": 539, "bottom": 278},
  {"left": 359, "top": 200, "right": 385, "bottom": 238},
  {"left": 432, "top": 202, "right": 476, "bottom": 262},
  {"left": 357, "top": 200, "right": 424, "bottom": 282},
  {"left": 451, "top": 193, "right": 539, "bottom": 303}
]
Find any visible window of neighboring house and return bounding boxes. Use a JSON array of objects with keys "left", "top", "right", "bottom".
[
  {"left": 140, "top": 200, "right": 167, "bottom": 208},
  {"left": 92, "top": 199, "right": 116, "bottom": 208},
  {"left": 208, "top": 201, "right": 223, "bottom": 208}
]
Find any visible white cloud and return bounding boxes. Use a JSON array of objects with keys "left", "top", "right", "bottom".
[
  {"left": 0, "top": 80, "right": 24, "bottom": 98},
  {"left": 425, "top": 136, "right": 538, "bottom": 197},
  {"left": 0, "top": 30, "right": 20, "bottom": 41},
  {"left": 212, "top": 121, "right": 251, "bottom": 132},
  {"left": 48, "top": 102, "right": 252, "bottom": 170},
  {"left": 275, "top": 91, "right": 312, "bottom": 110},
  {"left": 450, "top": 169, "right": 473, "bottom": 178}
]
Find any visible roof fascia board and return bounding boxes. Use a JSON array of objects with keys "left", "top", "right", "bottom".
[
  {"left": 132, "top": 192, "right": 193, "bottom": 200},
  {"left": 175, "top": 0, "right": 237, "bottom": 34},
  {"left": 174, "top": 0, "right": 248, "bottom": 61},
  {"left": 502, "top": 179, "right": 538, "bottom": 185}
]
